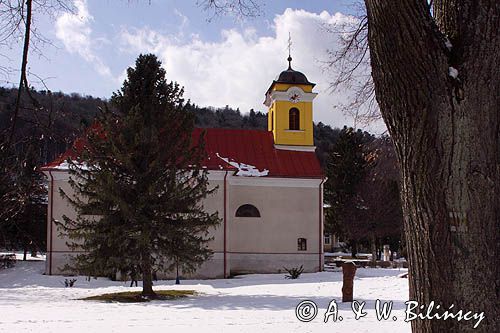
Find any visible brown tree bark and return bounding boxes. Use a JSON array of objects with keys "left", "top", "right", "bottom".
[
  {"left": 364, "top": 1, "right": 499, "bottom": 332},
  {"left": 370, "top": 233, "right": 377, "bottom": 262},
  {"left": 9, "top": 0, "right": 33, "bottom": 146},
  {"left": 141, "top": 249, "right": 155, "bottom": 297}
]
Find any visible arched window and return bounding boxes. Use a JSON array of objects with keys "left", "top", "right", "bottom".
[
  {"left": 289, "top": 108, "right": 300, "bottom": 130},
  {"left": 235, "top": 204, "right": 261, "bottom": 217}
]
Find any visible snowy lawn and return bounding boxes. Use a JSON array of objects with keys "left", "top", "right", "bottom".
[{"left": 0, "top": 258, "right": 410, "bottom": 332}]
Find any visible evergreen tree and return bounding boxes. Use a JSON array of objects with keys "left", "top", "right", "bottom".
[
  {"left": 59, "top": 54, "right": 220, "bottom": 297},
  {"left": 313, "top": 122, "right": 341, "bottom": 167},
  {"left": 325, "top": 129, "right": 404, "bottom": 259},
  {"left": 324, "top": 126, "right": 372, "bottom": 257},
  {"left": 351, "top": 136, "right": 403, "bottom": 261}
]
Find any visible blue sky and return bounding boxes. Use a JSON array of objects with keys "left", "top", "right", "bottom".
[{"left": 1, "top": 0, "right": 383, "bottom": 131}]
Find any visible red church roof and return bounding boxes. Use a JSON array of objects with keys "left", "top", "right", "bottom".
[
  {"left": 40, "top": 136, "right": 87, "bottom": 170},
  {"left": 41, "top": 128, "right": 324, "bottom": 179},
  {"left": 194, "top": 128, "right": 323, "bottom": 178}
]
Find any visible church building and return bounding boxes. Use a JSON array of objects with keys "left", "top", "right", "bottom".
[{"left": 41, "top": 56, "right": 325, "bottom": 278}]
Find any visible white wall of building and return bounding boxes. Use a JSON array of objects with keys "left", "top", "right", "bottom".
[{"left": 44, "top": 170, "right": 324, "bottom": 279}]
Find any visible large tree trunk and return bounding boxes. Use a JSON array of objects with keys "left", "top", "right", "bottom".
[
  {"left": 141, "top": 250, "right": 155, "bottom": 297},
  {"left": 370, "top": 233, "right": 377, "bottom": 262},
  {"left": 350, "top": 240, "right": 358, "bottom": 258},
  {"left": 364, "top": 1, "right": 499, "bottom": 332},
  {"left": 9, "top": 0, "right": 32, "bottom": 145}
]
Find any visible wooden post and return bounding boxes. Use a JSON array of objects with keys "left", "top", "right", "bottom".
[{"left": 342, "top": 261, "right": 357, "bottom": 302}]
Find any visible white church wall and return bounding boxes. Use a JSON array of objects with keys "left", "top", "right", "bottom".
[
  {"left": 45, "top": 171, "right": 78, "bottom": 275},
  {"left": 44, "top": 170, "right": 230, "bottom": 278},
  {"left": 227, "top": 176, "right": 323, "bottom": 275},
  {"left": 43, "top": 170, "right": 324, "bottom": 279}
]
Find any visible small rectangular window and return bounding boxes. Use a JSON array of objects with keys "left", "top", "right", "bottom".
[
  {"left": 297, "top": 238, "right": 307, "bottom": 251},
  {"left": 324, "top": 235, "right": 331, "bottom": 245}
]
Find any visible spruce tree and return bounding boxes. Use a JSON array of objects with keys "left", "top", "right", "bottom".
[
  {"left": 60, "top": 54, "right": 220, "bottom": 297},
  {"left": 350, "top": 136, "right": 403, "bottom": 261},
  {"left": 324, "top": 126, "right": 372, "bottom": 257}
]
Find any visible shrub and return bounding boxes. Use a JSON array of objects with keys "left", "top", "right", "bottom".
[
  {"left": 64, "top": 278, "right": 77, "bottom": 287},
  {"left": 284, "top": 265, "right": 304, "bottom": 279}
]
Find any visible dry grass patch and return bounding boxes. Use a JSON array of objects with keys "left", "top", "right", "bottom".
[{"left": 81, "top": 290, "right": 196, "bottom": 303}]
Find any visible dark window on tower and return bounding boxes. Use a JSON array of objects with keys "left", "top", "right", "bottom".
[
  {"left": 297, "top": 238, "right": 307, "bottom": 251},
  {"left": 235, "top": 204, "right": 261, "bottom": 217},
  {"left": 289, "top": 108, "right": 300, "bottom": 130}
]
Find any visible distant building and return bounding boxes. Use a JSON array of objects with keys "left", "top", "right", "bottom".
[
  {"left": 41, "top": 56, "right": 326, "bottom": 278},
  {"left": 323, "top": 233, "right": 343, "bottom": 253}
]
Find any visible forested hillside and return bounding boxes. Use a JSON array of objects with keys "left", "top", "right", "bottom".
[{"left": 0, "top": 87, "right": 345, "bottom": 166}]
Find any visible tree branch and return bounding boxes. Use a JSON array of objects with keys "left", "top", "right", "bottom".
[{"left": 9, "top": 0, "right": 32, "bottom": 146}]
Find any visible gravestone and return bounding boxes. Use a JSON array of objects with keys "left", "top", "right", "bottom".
[{"left": 383, "top": 244, "right": 390, "bottom": 261}]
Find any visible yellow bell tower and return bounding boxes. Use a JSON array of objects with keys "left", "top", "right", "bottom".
[{"left": 263, "top": 53, "right": 317, "bottom": 150}]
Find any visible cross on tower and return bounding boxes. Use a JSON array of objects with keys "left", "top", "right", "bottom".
[{"left": 287, "top": 32, "right": 292, "bottom": 69}]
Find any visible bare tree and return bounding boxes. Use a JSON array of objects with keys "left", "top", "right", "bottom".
[
  {"left": 324, "top": 2, "right": 498, "bottom": 330},
  {"left": 209, "top": 1, "right": 499, "bottom": 331},
  {"left": 0, "top": 0, "right": 73, "bottom": 144},
  {"left": 323, "top": 9, "right": 381, "bottom": 128},
  {"left": 365, "top": 1, "right": 499, "bottom": 332},
  {"left": 0, "top": 1, "right": 74, "bottom": 258},
  {"left": 197, "top": 0, "right": 262, "bottom": 20}
]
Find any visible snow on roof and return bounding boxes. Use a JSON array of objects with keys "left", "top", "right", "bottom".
[
  {"left": 51, "top": 161, "right": 92, "bottom": 171},
  {"left": 216, "top": 153, "right": 269, "bottom": 177},
  {"left": 192, "top": 128, "right": 323, "bottom": 178}
]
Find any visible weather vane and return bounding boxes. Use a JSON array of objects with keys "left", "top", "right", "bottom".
[{"left": 287, "top": 32, "right": 292, "bottom": 69}]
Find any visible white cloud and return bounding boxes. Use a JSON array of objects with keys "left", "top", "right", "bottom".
[
  {"left": 55, "top": 0, "right": 112, "bottom": 78},
  {"left": 120, "top": 9, "right": 383, "bottom": 131}
]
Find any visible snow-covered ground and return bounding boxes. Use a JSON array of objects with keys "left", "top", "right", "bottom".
[{"left": 0, "top": 257, "right": 410, "bottom": 333}]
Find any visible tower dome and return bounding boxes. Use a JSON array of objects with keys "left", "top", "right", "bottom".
[
  {"left": 275, "top": 67, "right": 314, "bottom": 85},
  {"left": 266, "top": 56, "right": 315, "bottom": 95},
  {"left": 275, "top": 54, "right": 315, "bottom": 85}
]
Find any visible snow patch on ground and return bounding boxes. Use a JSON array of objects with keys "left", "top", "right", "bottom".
[
  {"left": 216, "top": 153, "right": 269, "bottom": 177},
  {"left": 0, "top": 260, "right": 410, "bottom": 332},
  {"left": 0, "top": 252, "right": 45, "bottom": 261}
]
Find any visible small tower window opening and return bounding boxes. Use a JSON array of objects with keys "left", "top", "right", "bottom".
[
  {"left": 235, "top": 204, "right": 261, "bottom": 217},
  {"left": 297, "top": 238, "right": 307, "bottom": 251},
  {"left": 289, "top": 108, "right": 300, "bottom": 130}
]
